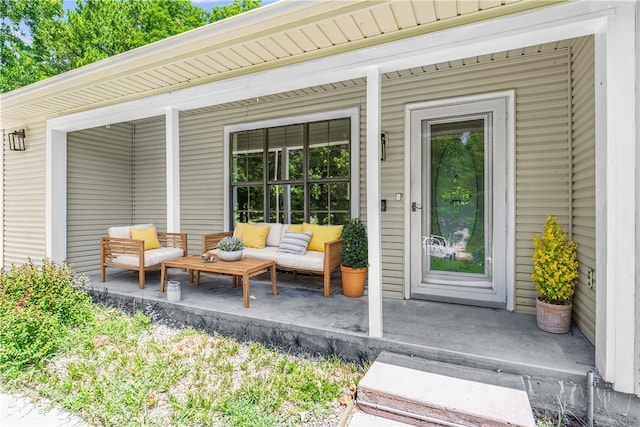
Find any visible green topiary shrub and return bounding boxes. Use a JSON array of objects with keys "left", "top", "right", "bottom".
[
  {"left": 0, "top": 259, "right": 95, "bottom": 369},
  {"left": 340, "top": 218, "right": 368, "bottom": 269},
  {"left": 531, "top": 216, "right": 578, "bottom": 305}
]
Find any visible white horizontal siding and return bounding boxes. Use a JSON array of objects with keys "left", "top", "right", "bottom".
[
  {"left": 67, "top": 124, "right": 134, "bottom": 274},
  {"left": 570, "top": 36, "right": 596, "bottom": 342},
  {"left": 2, "top": 121, "right": 46, "bottom": 267},
  {"left": 133, "top": 118, "right": 167, "bottom": 230}
]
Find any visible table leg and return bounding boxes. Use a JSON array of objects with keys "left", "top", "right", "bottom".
[
  {"left": 196, "top": 270, "right": 200, "bottom": 286},
  {"left": 270, "top": 263, "right": 278, "bottom": 296},
  {"left": 189, "top": 269, "right": 194, "bottom": 283},
  {"left": 160, "top": 264, "right": 167, "bottom": 292},
  {"left": 243, "top": 273, "right": 250, "bottom": 308}
]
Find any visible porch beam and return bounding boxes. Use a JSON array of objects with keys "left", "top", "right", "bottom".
[
  {"left": 166, "top": 108, "right": 180, "bottom": 232},
  {"left": 366, "top": 66, "right": 383, "bottom": 338},
  {"left": 595, "top": 4, "right": 637, "bottom": 394}
]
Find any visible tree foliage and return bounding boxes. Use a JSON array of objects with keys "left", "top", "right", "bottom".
[{"left": 1, "top": 0, "right": 261, "bottom": 93}]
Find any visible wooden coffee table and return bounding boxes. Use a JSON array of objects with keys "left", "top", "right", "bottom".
[{"left": 160, "top": 255, "right": 277, "bottom": 308}]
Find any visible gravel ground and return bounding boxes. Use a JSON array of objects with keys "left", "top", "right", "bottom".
[{"left": 1, "top": 306, "right": 355, "bottom": 427}]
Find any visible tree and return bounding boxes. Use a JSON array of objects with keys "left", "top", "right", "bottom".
[
  {"left": 1, "top": 0, "right": 262, "bottom": 93},
  {"left": 0, "top": 0, "right": 64, "bottom": 92}
]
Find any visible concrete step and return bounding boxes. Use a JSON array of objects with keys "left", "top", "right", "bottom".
[
  {"left": 356, "top": 352, "right": 536, "bottom": 427},
  {"left": 348, "top": 409, "right": 416, "bottom": 426}
]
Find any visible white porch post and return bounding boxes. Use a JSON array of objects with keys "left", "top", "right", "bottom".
[
  {"left": 636, "top": 0, "right": 640, "bottom": 399},
  {"left": 595, "top": 4, "right": 638, "bottom": 394},
  {"left": 46, "top": 128, "right": 67, "bottom": 263},
  {"left": 166, "top": 108, "right": 180, "bottom": 232},
  {"left": 366, "top": 66, "right": 383, "bottom": 337}
]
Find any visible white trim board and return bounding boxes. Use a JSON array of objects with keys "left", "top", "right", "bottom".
[{"left": 403, "top": 91, "right": 516, "bottom": 311}]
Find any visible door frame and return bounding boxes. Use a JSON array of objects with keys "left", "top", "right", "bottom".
[{"left": 403, "top": 91, "right": 516, "bottom": 310}]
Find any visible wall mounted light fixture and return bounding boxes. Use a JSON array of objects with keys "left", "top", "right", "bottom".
[
  {"left": 8, "top": 129, "right": 26, "bottom": 151},
  {"left": 380, "top": 131, "right": 388, "bottom": 161}
]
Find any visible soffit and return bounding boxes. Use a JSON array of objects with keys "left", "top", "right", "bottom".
[
  {"left": 181, "top": 38, "right": 576, "bottom": 116},
  {"left": 0, "top": 0, "right": 563, "bottom": 129}
]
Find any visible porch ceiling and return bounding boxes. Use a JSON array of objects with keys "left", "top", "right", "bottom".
[{"left": 0, "top": 0, "right": 563, "bottom": 130}]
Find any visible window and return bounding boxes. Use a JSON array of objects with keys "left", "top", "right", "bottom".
[{"left": 230, "top": 117, "right": 351, "bottom": 226}]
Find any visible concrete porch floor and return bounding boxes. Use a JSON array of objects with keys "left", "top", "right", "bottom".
[{"left": 88, "top": 267, "right": 597, "bottom": 418}]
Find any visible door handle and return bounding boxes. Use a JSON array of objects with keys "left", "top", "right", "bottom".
[{"left": 411, "top": 202, "right": 422, "bottom": 212}]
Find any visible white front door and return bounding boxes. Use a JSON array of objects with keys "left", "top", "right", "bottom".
[{"left": 409, "top": 93, "right": 512, "bottom": 308}]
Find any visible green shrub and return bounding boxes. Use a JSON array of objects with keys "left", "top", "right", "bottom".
[
  {"left": 0, "top": 259, "right": 95, "bottom": 369},
  {"left": 340, "top": 218, "right": 368, "bottom": 269},
  {"left": 531, "top": 216, "right": 579, "bottom": 304},
  {"left": 0, "top": 303, "right": 63, "bottom": 369}
]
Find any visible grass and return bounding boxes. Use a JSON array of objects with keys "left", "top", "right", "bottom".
[{"left": 0, "top": 304, "right": 365, "bottom": 426}]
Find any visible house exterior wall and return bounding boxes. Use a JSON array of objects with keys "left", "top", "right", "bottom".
[
  {"left": 67, "top": 124, "right": 134, "bottom": 274},
  {"left": 382, "top": 49, "right": 573, "bottom": 310},
  {"left": 132, "top": 117, "right": 167, "bottom": 230},
  {"left": 6, "top": 44, "right": 591, "bottom": 317},
  {"left": 2, "top": 121, "right": 46, "bottom": 267},
  {"left": 570, "top": 36, "right": 596, "bottom": 343}
]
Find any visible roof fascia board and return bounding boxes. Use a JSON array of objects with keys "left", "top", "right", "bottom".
[{"left": 48, "top": 0, "right": 613, "bottom": 132}]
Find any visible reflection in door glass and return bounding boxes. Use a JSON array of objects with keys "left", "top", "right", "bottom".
[{"left": 426, "top": 119, "right": 485, "bottom": 275}]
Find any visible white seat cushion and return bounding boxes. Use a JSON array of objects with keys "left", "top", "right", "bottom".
[
  {"left": 113, "top": 247, "right": 183, "bottom": 267},
  {"left": 276, "top": 250, "right": 324, "bottom": 272},
  {"left": 243, "top": 246, "right": 279, "bottom": 261}
]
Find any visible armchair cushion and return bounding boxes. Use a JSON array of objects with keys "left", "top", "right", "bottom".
[
  {"left": 130, "top": 226, "right": 161, "bottom": 250},
  {"left": 114, "top": 247, "right": 184, "bottom": 267},
  {"left": 108, "top": 223, "right": 154, "bottom": 238}
]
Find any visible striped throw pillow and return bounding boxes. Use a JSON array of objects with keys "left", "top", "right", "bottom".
[{"left": 277, "top": 230, "right": 312, "bottom": 255}]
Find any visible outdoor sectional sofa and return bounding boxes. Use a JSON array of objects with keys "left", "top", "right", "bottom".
[
  {"left": 202, "top": 222, "right": 343, "bottom": 297},
  {"left": 100, "top": 224, "right": 188, "bottom": 289}
]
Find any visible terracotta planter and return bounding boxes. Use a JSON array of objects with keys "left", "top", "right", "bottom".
[
  {"left": 341, "top": 265, "right": 367, "bottom": 298},
  {"left": 536, "top": 297, "right": 572, "bottom": 334}
]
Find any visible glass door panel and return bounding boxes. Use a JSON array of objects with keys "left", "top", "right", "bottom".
[{"left": 425, "top": 118, "right": 489, "bottom": 280}]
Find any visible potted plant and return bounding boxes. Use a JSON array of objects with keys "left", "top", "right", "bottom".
[
  {"left": 216, "top": 236, "right": 244, "bottom": 262},
  {"left": 531, "top": 215, "right": 578, "bottom": 333},
  {"left": 340, "top": 218, "right": 368, "bottom": 297}
]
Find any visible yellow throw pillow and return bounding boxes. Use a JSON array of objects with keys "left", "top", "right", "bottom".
[
  {"left": 130, "top": 226, "right": 161, "bottom": 250},
  {"left": 302, "top": 223, "right": 344, "bottom": 252},
  {"left": 286, "top": 224, "right": 304, "bottom": 233},
  {"left": 242, "top": 223, "right": 271, "bottom": 249},
  {"left": 234, "top": 222, "right": 247, "bottom": 239}
]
